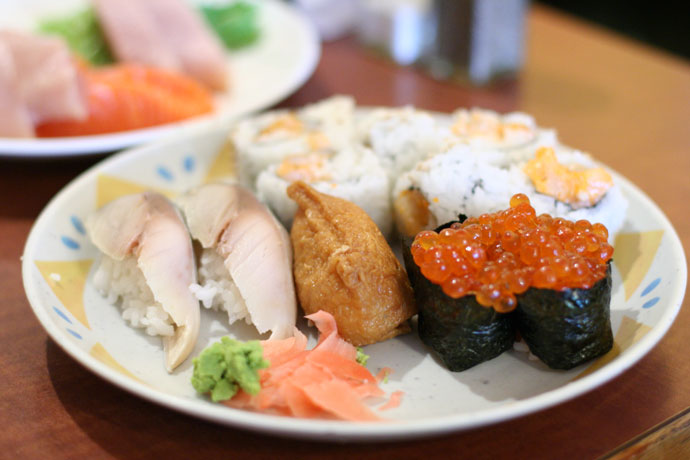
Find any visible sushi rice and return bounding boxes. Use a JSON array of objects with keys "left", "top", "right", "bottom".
[
  {"left": 231, "top": 95, "right": 357, "bottom": 188},
  {"left": 393, "top": 143, "right": 627, "bottom": 240},
  {"left": 447, "top": 108, "right": 559, "bottom": 162},
  {"left": 256, "top": 144, "right": 392, "bottom": 235},
  {"left": 189, "top": 248, "right": 250, "bottom": 326},
  {"left": 357, "top": 106, "right": 450, "bottom": 182},
  {"left": 92, "top": 255, "right": 175, "bottom": 337}
]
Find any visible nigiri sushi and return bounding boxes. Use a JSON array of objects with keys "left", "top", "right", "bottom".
[
  {"left": 87, "top": 192, "right": 200, "bottom": 372},
  {"left": 178, "top": 183, "right": 297, "bottom": 340}
]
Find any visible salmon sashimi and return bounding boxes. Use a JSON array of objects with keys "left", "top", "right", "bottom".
[
  {"left": 223, "top": 310, "right": 398, "bottom": 421},
  {"left": 0, "top": 30, "right": 86, "bottom": 134},
  {"left": 36, "top": 64, "right": 213, "bottom": 137},
  {"left": 94, "top": 0, "right": 228, "bottom": 90}
]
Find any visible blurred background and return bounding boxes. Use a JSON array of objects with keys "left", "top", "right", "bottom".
[{"left": 537, "top": 0, "right": 690, "bottom": 59}]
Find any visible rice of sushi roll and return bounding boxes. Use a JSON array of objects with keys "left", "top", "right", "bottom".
[
  {"left": 403, "top": 193, "right": 615, "bottom": 371},
  {"left": 256, "top": 144, "right": 392, "bottom": 236},
  {"left": 357, "top": 106, "right": 449, "bottom": 181},
  {"left": 447, "top": 108, "right": 558, "bottom": 160},
  {"left": 230, "top": 95, "right": 356, "bottom": 188},
  {"left": 392, "top": 143, "right": 627, "bottom": 242}
]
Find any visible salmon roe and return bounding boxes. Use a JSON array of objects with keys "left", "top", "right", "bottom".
[{"left": 410, "top": 194, "right": 613, "bottom": 313}]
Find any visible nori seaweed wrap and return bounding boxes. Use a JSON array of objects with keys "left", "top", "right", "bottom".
[
  {"left": 513, "top": 263, "right": 613, "bottom": 370},
  {"left": 403, "top": 241, "right": 515, "bottom": 371},
  {"left": 403, "top": 194, "right": 615, "bottom": 372}
]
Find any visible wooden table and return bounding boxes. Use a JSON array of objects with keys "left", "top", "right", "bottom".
[{"left": 1, "top": 5, "right": 688, "bottom": 459}]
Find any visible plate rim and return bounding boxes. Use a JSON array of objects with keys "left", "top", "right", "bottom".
[
  {"left": 0, "top": 0, "right": 321, "bottom": 158},
  {"left": 21, "top": 118, "right": 688, "bottom": 441}
]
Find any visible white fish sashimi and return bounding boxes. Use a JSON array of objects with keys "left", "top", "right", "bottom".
[
  {"left": 142, "top": 0, "right": 228, "bottom": 91},
  {"left": 0, "top": 40, "right": 33, "bottom": 137},
  {"left": 94, "top": 0, "right": 228, "bottom": 90},
  {"left": 87, "top": 192, "right": 200, "bottom": 372},
  {"left": 0, "top": 30, "right": 86, "bottom": 127},
  {"left": 93, "top": 0, "right": 181, "bottom": 72},
  {"left": 179, "top": 183, "right": 297, "bottom": 339}
]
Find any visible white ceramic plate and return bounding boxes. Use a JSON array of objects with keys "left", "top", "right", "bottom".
[
  {"left": 0, "top": 0, "right": 320, "bottom": 158},
  {"left": 22, "top": 119, "right": 687, "bottom": 441}
]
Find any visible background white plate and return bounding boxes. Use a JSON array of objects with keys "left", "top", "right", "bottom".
[
  {"left": 22, "top": 119, "right": 687, "bottom": 441},
  {"left": 0, "top": 0, "right": 320, "bottom": 157}
]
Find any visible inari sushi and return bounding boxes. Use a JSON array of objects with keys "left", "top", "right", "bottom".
[{"left": 403, "top": 193, "right": 614, "bottom": 371}]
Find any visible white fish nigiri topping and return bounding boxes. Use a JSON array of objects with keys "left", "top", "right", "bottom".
[
  {"left": 179, "top": 183, "right": 297, "bottom": 340},
  {"left": 87, "top": 192, "right": 200, "bottom": 372}
]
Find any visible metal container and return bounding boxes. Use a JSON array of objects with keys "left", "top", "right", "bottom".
[{"left": 356, "top": 0, "right": 528, "bottom": 84}]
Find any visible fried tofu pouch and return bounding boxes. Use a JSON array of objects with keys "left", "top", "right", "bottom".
[{"left": 287, "top": 181, "right": 416, "bottom": 346}]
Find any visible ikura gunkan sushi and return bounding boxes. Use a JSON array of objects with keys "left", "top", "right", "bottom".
[{"left": 403, "top": 193, "right": 614, "bottom": 371}]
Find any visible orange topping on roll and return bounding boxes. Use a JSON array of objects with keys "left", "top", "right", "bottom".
[{"left": 524, "top": 147, "right": 613, "bottom": 209}]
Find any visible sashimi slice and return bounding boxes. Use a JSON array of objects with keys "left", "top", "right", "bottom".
[
  {"left": 94, "top": 0, "right": 228, "bottom": 90},
  {"left": 93, "top": 0, "right": 180, "bottom": 72},
  {"left": 0, "top": 30, "right": 86, "bottom": 125},
  {"left": 143, "top": 0, "right": 228, "bottom": 90},
  {"left": 35, "top": 64, "right": 213, "bottom": 137},
  {"left": 0, "top": 41, "right": 33, "bottom": 137}
]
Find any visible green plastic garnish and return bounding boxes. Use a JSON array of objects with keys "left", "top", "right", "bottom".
[
  {"left": 38, "top": 7, "right": 114, "bottom": 66},
  {"left": 356, "top": 347, "right": 370, "bottom": 366},
  {"left": 201, "top": 2, "right": 260, "bottom": 50},
  {"left": 191, "top": 337, "right": 269, "bottom": 402}
]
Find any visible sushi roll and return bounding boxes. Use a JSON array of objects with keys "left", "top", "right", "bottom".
[
  {"left": 392, "top": 143, "right": 627, "bottom": 242},
  {"left": 256, "top": 144, "right": 392, "bottom": 236},
  {"left": 230, "top": 95, "right": 356, "bottom": 188},
  {"left": 404, "top": 193, "right": 615, "bottom": 371},
  {"left": 357, "top": 106, "right": 449, "bottom": 182},
  {"left": 447, "top": 108, "right": 558, "bottom": 160}
]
